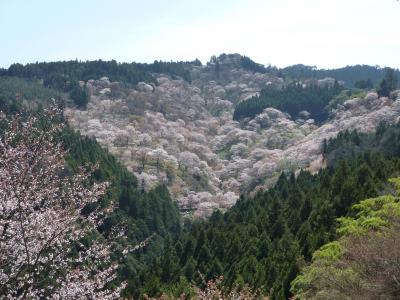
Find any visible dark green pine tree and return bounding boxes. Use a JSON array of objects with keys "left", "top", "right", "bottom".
[
  {"left": 378, "top": 68, "right": 398, "bottom": 97},
  {"left": 161, "top": 235, "right": 180, "bottom": 283},
  {"left": 181, "top": 237, "right": 195, "bottom": 265},
  {"left": 207, "top": 257, "right": 223, "bottom": 279},
  {"left": 70, "top": 83, "right": 89, "bottom": 109},
  {"left": 183, "top": 256, "right": 197, "bottom": 281},
  {"left": 197, "top": 244, "right": 212, "bottom": 274}
]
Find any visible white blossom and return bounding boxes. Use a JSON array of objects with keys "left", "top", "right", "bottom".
[{"left": 0, "top": 108, "right": 127, "bottom": 299}]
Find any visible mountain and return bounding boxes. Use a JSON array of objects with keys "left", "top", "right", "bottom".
[
  {"left": 3, "top": 55, "right": 399, "bottom": 219},
  {"left": 57, "top": 54, "right": 400, "bottom": 218},
  {"left": 1, "top": 54, "right": 400, "bottom": 299}
]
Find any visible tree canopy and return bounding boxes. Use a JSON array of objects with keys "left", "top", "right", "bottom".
[{"left": 233, "top": 82, "right": 342, "bottom": 122}]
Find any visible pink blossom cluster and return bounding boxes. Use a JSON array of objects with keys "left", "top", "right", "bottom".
[{"left": 0, "top": 108, "right": 124, "bottom": 299}]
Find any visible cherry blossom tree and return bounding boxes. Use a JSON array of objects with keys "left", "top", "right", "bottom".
[
  {"left": 0, "top": 108, "right": 125, "bottom": 299},
  {"left": 136, "top": 148, "right": 150, "bottom": 173},
  {"left": 143, "top": 275, "right": 263, "bottom": 300}
]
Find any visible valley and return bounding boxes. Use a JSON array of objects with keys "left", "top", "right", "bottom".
[
  {"left": 64, "top": 54, "right": 400, "bottom": 218},
  {"left": 2, "top": 54, "right": 400, "bottom": 299}
]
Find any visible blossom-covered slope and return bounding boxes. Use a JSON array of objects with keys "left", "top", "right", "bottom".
[{"left": 65, "top": 55, "right": 400, "bottom": 218}]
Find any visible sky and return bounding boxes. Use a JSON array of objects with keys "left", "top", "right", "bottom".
[{"left": 1, "top": 0, "right": 399, "bottom": 69}]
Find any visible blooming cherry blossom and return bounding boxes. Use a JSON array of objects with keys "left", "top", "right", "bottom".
[{"left": 0, "top": 108, "right": 125, "bottom": 299}]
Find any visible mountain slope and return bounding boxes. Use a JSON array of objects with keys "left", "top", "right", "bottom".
[
  {"left": 0, "top": 77, "right": 182, "bottom": 298},
  {"left": 291, "top": 178, "right": 400, "bottom": 300},
  {"left": 1, "top": 55, "right": 400, "bottom": 299},
  {"left": 63, "top": 56, "right": 400, "bottom": 217},
  {"left": 154, "top": 123, "right": 400, "bottom": 299}
]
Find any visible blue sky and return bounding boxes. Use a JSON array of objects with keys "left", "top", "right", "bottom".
[{"left": 1, "top": 0, "right": 399, "bottom": 68}]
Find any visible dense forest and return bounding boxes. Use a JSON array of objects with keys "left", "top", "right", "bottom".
[
  {"left": 233, "top": 82, "right": 343, "bottom": 122},
  {"left": 291, "top": 177, "right": 400, "bottom": 299},
  {"left": 281, "top": 64, "right": 400, "bottom": 88},
  {"left": 0, "top": 60, "right": 195, "bottom": 109},
  {"left": 2, "top": 57, "right": 400, "bottom": 299},
  {"left": 144, "top": 122, "right": 400, "bottom": 299},
  {"left": 209, "top": 54, "right": 399, "bottom": 89},
  {"left": 61, "top": 128, "right": 184, "bottom": 298},
  {"left": 209, "top": 54, "right": 269, "bottom": 74},
  {"left": 0, "top": 76, "right": 63, "bottom": 112}
]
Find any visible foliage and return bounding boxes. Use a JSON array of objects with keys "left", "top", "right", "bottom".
[
  {"left": 210, "top": 53, "right": 274, "bottom": 74},
  {"left": 0, "top": 108, "right": 124, "bottom": 298},
  {"left": 150, "top": 121, "right": 400, "bottom": 300},
  {"left": 0, "top": 78, "right": 183, "bottom": 298},
  {"left": 4, "top": 59, "right": 194, "bottom": 85},
  {"left": 1, "top": 59, "right": 195, "bottom": 107},
  {"left": 158, "top": 161, "right": 396, "bottom": 298},
  {"left": 0, "top": 76, "right": 62, "bottom": 113},
  {"left": 325, "top": 88, "right": 366, "bottom": 111},
  {"left": 323, "top": 121, "right": 400, "bottom": 166},
  {"left": 61, "top": 127, "right": 182, "bottom": 299},
  {"left": 281, "top": 64, "right": 400, "bottom": 88},
  {"left": 239, "top": 55, "right": 268, "bottom": 74},
  {"left": 354, "top": 78, "right": 373, "bottom": 89},
  {"left": 377, "top": 67, "right": 399, "bottom": 97},
  {"left": 70, "top": 84, "right": 89, "bottom": 108},
  {"left": 3, "top": 56, "right": 400, "bottom": 299},
  {"left": 145, "top": 276, "right": 263, "bottom": 300},
  {"left": 144, "top": 60, "right": 193, "bottom": 82},
  {"left": 233, "top": 82, "right": 342, "bottom": 122},
  {"left": 291, "top": 180, "right": 400, "bottom": 300},
  {"left": 311, "top": 241, "right": 344, "bottom": 263}
]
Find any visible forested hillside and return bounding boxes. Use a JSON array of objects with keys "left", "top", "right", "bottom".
[
  {"left": 233, "top": 83, "right": 343, "bottom": 122},
  {"left": 0, "top": 76, "right": 63, "bottom": 112},
  {"left": 291, "top": 177, "right": 400, "bottom": 299},
  {"left": 0, "top": 78, "right": 183, "bottom": 298},
  {"left": 0, "top": 60, "right": 194, "bottom": 108},
  {"left": 281, "top": 64, "right": 400, "bottom": 88},
  {"left": 61, "top": 128, "right": 183, "bottom": 298},
  {"left": 147, "top": 122, "right": 400, "bottom": 299},
  {"left": 209, "top": 55, "right": 400, "bottom": 89},
  {"left": 2, "top": 0, "right": 400, "bottom": 293},
  {"left": 1, "top": 56, "right": 400, "bottom": 299},
  {"left": 0, "top": 60, "right": 194, "bottom": 84}
]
